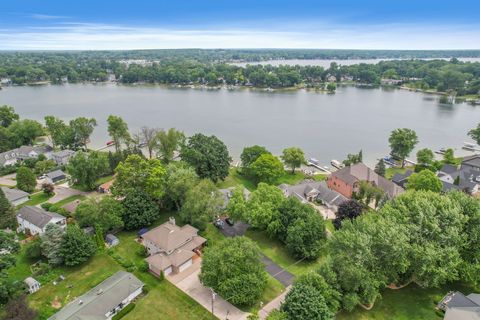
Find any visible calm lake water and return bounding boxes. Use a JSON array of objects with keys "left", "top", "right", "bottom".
[
  {"left": 0, "top": 84, "right": 478, "bottom": 166},
  {"left": 232, "top": 58, "right": 480, "bottom": 68}
]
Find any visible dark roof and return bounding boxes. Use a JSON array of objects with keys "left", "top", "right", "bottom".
[
  {"left": 462, "top": 155, "right": 480, "bottom": 169},
  {"left": 441, "top": 181, "right": 461, "bottom": 192},
  {"left": 316, "top": 181, "right": 348, "bottom": 207},
  {"left": 47, "top": 169, "right": 66, "bottom": 180},
  {"left": 441, "top": 164, "right": 459, "bottom": 175},
  {"left": 392, "top": 170, "right": 413, "bottom": 183},
  {"left": 1, "top": 186, "right": 29, "bottom": 202},
  {"left": 330, "top": 163, "right": 404, "bottom": 198},
  {"left": 446, "top": 292, "right": 479, "bottom": 308},
  {"left": 105, "top": 234, "right": 119, "bottom": 243},
  {"left": 52, "top": 150, "right": 75, "bottom": 158},
  {"left": 17, "top": 206, "right": 65, "bottom": 229}
]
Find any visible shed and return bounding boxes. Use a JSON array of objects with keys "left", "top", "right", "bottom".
[
  {"left": 83, "top": 226, "right": 95, "bottom": 236},
  {"left": 24, "top": 277, "right": 41, "bottom": 294},
  {"left": 105, "top": 234, "right": 119, "bottom": 247}
]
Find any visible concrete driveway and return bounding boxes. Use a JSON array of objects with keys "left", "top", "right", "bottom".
[
  {"left": 169, "top": 260, "right": 248, "bottom": 320},
  {"left": 0, "top": 173, "right": 16, "bottom": 187},
  {"left": 47, "top": 184, "right": 87, "bottom": 204}
]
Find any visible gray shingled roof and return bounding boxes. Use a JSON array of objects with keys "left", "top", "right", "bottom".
[
  {"left": 52, "top": 150, "right": 75, "bottom": 158},
  {"left": 47, "top": 169, "right": 66, "bottom": 180},
  {"left": 1, "top": 186, "right": 29, "bottom": 203},
  {"left": 48, "top": 271, "right": 143, "bottom": 320},
  {"left": 462, "top": 155, "right": 480, "bottom": 169},
  {"left": 17, "top": 206, "right": 65, "bottom": 229}
]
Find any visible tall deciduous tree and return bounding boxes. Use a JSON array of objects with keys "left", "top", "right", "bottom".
[
  {"left": 60, "top": 224, "right": 97, "bottom": 266},
  {"left": 0, "top": 105, "right": 19, "bottom": 128},
  {"left": 8, "top": 119, "right": 44, "bottom": 147},
  {"left": 282, "top": 281, "right": 334, "bottom": 320},
  {"left": 121, "top": 191, "right": 159, "bottom": 230},
  {"left": 3, "top": 294, "right": 37, "bottom": 320},
  {"left": 162, "top": 162, "right": 198, "bottom": 210},
  {"left": 388, "top": 128, "right": 418, "bottom": 167},
  {"left": 374, "top": 159, "right": 386, "bottom": 177},
  {"left": 16, "top": 166, "right": 36, "bottom": 193},
  {"left": 406, "top": 170, "right": 443, "bottom": 192},
  {"left": 443, "top": 148, "right": 457, "bottom": 165},
  {"left": 181, "top": 133, "right": 231, "bottom": 182},
  {"left": 180, "top": 179, "right": 223, "bottom": 231},
  {"left": 138, "top": 126, "right": 159, "bottom": 159},
  {"left": 416, "top": 148, "right": 434, "bottom": 167},
  {"left": 226, "top": 185, "right": 248, "bottom": 221},
  {"left": 468, "top": 123, "right": 480, "bottom": 145},
  {"left": 0, "top": 188, "right": 15, "bottom": 229},
  {"left": 156, "top": 128, "right": 184, "bottom": 162},
  {"left": 107, "top": 115, "right": 131, "bottom": 152},
  {"left": 69, "top": 117, "right": 97, "bottom": 149},
  {"left": 67, "top": 151, "right": 110, "bottom": 190},
  {"left": 240, "top": 145, "right": 270, "bottom": 173},
  {"left": 281, "top": 147, "right": 306, "bottom": 174},
  {"left": 74, "top": 197, "right": 124, "bottom": 232},
  {"left": 244, "top": 183, "right": 284, "bottom": 229},
  {"left": 286, "top": 213, "right": 326, "bottom": 260},
  {"left": 250, "top": 153, "right": 284, "bottom": 184},
  {"left": 41, "top": 223, "right": 65, "bottom": 266},
  {"left": 44, "top": 115, "right": 68, "bottom": 148},
  {"left": 199, "top": 237, "right": 267, "bottom": 306}
]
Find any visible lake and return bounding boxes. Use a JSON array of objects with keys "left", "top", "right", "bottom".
[
  {"left": 0, "top": 84, "right": 478, "bottom": 167},
  {"left": 231, "top": 58, "right": 480, "bottom": 68}
]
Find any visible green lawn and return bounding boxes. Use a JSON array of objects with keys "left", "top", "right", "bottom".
[
  {"left": 71, "top": 174, "right": 115, "bottom": 191},
  {"left": 385, "top": 166, "right": 414, "bottom": 180},
  {"left": 337, "top": 282, "right": 474, "bottom": 320},
  {"left": 17, "top": 192, "right": 54, "bottom": 208},
  {"left": 245, "top": 229, "right": 327, "bottom": 277},
  {"left": 50, "top": 194, "right": 86, "bottom": 207}
]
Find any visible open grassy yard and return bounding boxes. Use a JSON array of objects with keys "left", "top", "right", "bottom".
[
  {"left": 337, "top": 282, "right": 475, "bottom": 320},
  {"left": 245, "top": 229, "right": 327, "bottom": 277},
  {"left": 17, "top": 192, "right": 54, "bottom": 208},
  {"left": 50, "top": 194, "right": 86, "bottom": 207},
  {"left": 385, "top": 166, "right": 414, "bottom": 180},
  {"left": 218, "top": 168, "right": 308, "bottom": 191}
]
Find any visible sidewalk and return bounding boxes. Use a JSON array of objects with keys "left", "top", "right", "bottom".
[{"left": 258, "top": 286, "right": 291, "bottom": 319}]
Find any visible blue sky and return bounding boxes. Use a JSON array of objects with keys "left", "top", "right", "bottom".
[{"left": 0, "top": 0, "right": 479, "bottom": 50}]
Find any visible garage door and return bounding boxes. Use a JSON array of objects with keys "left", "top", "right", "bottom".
[
  {"left": 163, "top": 266, "right": 173, "bottom": 276},
  {"left": 178, "top": 259, "right": 193, "bottom": 273}
]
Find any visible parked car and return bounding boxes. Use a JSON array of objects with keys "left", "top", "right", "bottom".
[
  {"left": 225, "top": 217, "right": 234, "bottom": 226},
  {"left": 214, "top": 219, "right": 224, "bottom": 229}
]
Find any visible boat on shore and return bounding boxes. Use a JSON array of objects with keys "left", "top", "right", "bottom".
[{"left": 330, "top": 159, "right": 344, "bottom": 169}]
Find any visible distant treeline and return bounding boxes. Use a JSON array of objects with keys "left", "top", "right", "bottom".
[{"left": 1, "top": 51, "right": 480, "bottom": 95}]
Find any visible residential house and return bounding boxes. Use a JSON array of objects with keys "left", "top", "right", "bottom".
[
  {"left": 391, "top": 170, "right": 413, "bottom": 188},
  {"left": 46, "top": 169, "right": 67, "bottom": 184},
  {"left": 0, "top": 145, "right": 53, "bottom": 167},
  {"left": 142, "top": 217, "right": 206, "bottom": 276},
  {"left": 327, "top": 162, "right": 404, "bottom": 199},
  {"left": 16, "top": 206, "right": 66, "bottom": 235},
  {"left": 48, "top": 271, "right": 143, "bottom": 320},
  {"left": 24, "top": 277, "right": 41, "bottom": 294},
  {"left": 438, "top": 291, "right": 480, "bottom": 320},
  {"left": 278, "top": 180, "right": 347, "bottom": 212},
  {"left": 437, "top": 159, "right": 480, "bottom": 194},
  {"left": 219, "top": 187, "right": 251, "bottom": 209},
  {"left": 1, "top": 186, "right": 29, "bottom": 206},
  {"left": 52, "top": 150, "right": 76, "bottom": 165}
]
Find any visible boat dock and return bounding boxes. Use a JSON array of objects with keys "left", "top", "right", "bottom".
[{"left": 307, "top": 158, "right": 332, "bottom": 174}]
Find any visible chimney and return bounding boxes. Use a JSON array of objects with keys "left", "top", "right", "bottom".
[{"left": 169, "top": 217, "right": 176, "bottom": 226}]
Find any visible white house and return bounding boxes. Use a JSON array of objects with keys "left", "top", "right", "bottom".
[
  {"left": 16, "top": 206, "right": 66, "bottom": 235},
  {"left": 1, "top": 186, "right": 29, "bottom": 206},
  {"left": 0, "top": 145, "right": 53, "bottom": 167},
  {"left": 48, "top": 271, "right": 143, "bottom": 320}
]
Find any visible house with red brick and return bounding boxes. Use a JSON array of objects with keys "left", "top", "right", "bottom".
[{"left": 327, "top": 162, "right": 404, "bottom": 199}]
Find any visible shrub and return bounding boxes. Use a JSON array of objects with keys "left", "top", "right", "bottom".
[
  {"left": 25, "top": 239, "right": 43, "bottom": 260},
  {"left": 136, "top": 246, "right": 147, "bottom": 257},
  {"left": 112, "top": 303, "right": 135, "bottom": 320},
  {"left": 41, "top": 203, "right": 53, "bottom": 211},
  {"left": 138, "top": 261, "right": 149, "bottom": 273},
  {"left": 142, "top": 285, "right": 150, "bottom": 293}
]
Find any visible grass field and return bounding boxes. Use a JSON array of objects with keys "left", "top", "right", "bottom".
[
  {"left": 50, "top": 194, "right": 86, "bottom": 207},
  {"left": 217, "top": 168, "right": 308, "bottom": 191},
  {"left": 18, "top": 192, "right": 54, "bottom": 208}
]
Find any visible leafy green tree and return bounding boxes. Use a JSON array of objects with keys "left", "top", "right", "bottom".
[
  {"left": 156, "top": 128, "right": 185, "bottom": 163},
  {"left": 60, "top": 224, "right": 97, "bottom": 266},
  {"left": 3, "top": 294, "right": 37, "bottom": 320},
  {"left": 0, "top": 231, "right": 20, "bottom": 271},
  {"left": 374, "top": 159, "right": 386, "bottom": 177},
  {"left": 137, "top": 126, "right": 159, "bottom": 159},
  {"left": 74, "top": 197, "right": 124, "bottom": 232},
  {"left": 250, "top": 153, "right": 284, "bottom": 184},
  {"left": 199, "top": 237, "right": 267, "bottom": 306},
  {"left": 107, "top": 115, "right": 131, "bottom": 152},
  {"left": 181, "top": 133, "right": 231, "bottom": 182},
  {"left": 0, "top": 127, "right": 13, "bottom": 153},
  {"left": 0, "top": 188, "right": 15, "bottom": 229},
  {"left": 0, "top": 105, "right": 19, "bottom": 128},
  {"left": 44, "top": 116, "right": 68, "bottom": 148},
  {"left": 286, "top": 213, "right": 326, "bottom": 260},
  {"left": 240, "top": 145, "right": 270, "bottom": 172},
  {"left": 406, "top": 170, "right": 443, "bottom": 192},
  {"left": 388, "top": 128, "right": 419, "bottom": 167},
  {"left": 342, "top": 150, "right": 363, "bottom": 166},
  {"left": 24, "top": 238, "right": 43, "bottom": 260},
  {"left": 244, "top": 183, "right": 284, "bottom": 229},
  {"left": 443, "top": 148, "right": 457, "bottom": 165},
  {"left": 67, "top": 151, "right": 110, "bottom": 190},
  {"left": 34, "top": 159, "right": 56, "bottom": 175},
  {"left": 112, "top": 154, "right": 166, "bottom": 199},
  {"left": 16, "top": 166, "right": 36, "bottom": 193},
  {"left": 162, "top": 162, "right": 198, "bottom": 210},
  {"left": 326, "top": 82, "right": 336, "bottom": 93},
  {"left": 226, "top": 185, "right": 247, "bottom": 221},
  {"left": 41, "top": 223, "right": 65, "bottom": 266},
  {"left": 468, "top": 123, "right": 480, "bottom": 145},
  {"left": 355, "top": 181, "right": 385, "bottom": 207},
  {"left": 8, "top": 119, "right": 44, "bottom": 147},
  {"left": 281, "top": 147, "right": 306, "bottom": 174},
  {"left": 333, "top": 199, "right": 364, "bottom": 229},
  {"left": 282, "top": 281, "right": 334, "bottom": 320},
  {"left": 266, "top": 310, "right": 287, "bottom": 320},
  {"left": 180, "top": 179, "right": 223, "bottom": 231},
  {"left": 121, "top": 191, "right": 159, "bottom": 230},
  {"left": 416, "top": 148, "right": 434, "bottom": 167},
  {"left": 69, "top": 117, "right": 97, "bottom": 149}
]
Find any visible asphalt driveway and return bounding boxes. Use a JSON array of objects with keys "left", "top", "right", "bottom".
[
  {"left": 261, "top": 255, "right": 294, "bottom": 287},
  {"left": 220, "top": 220, "right": 250, "bottom": 237}
]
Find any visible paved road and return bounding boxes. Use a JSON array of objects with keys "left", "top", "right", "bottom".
[
  {"left": 261, "top": 255, "right": 294, "bottom": 287},
  {"left": 0, "top": 173, "right": 16, "bottom": 187}
]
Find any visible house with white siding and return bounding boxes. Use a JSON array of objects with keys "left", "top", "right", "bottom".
[{"left": 16, "top": 206, "right": 66, "bottom": 235}]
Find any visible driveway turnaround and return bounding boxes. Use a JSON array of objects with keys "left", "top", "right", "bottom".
[
  {"left": 47, "top": 184, "right": 87, "bottom": 204},
  {"left": 171, "top": 265, "right": 248, "bottom": 320},
  {"left": 261, "top": 255, "right": 294, "bottom": 287}
]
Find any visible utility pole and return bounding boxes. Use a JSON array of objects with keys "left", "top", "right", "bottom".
[{"left": 210, "top": 288, "right": 216, "bottom": 316}]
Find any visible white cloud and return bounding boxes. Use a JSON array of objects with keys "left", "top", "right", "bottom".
[
  {"left": 30, "top": 13, "right": 70, "bottom": 20},
  {"left": 0, "top": 22, "right": 479, "bottom": 50}
]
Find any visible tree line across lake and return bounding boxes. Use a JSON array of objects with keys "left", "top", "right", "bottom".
[{"left": 1, "top": 51, "right": 480, "bottom": 96}]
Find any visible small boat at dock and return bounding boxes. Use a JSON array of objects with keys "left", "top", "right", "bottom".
[{"left": 330, "top": 159, "right": 344, "bottom": 169}]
